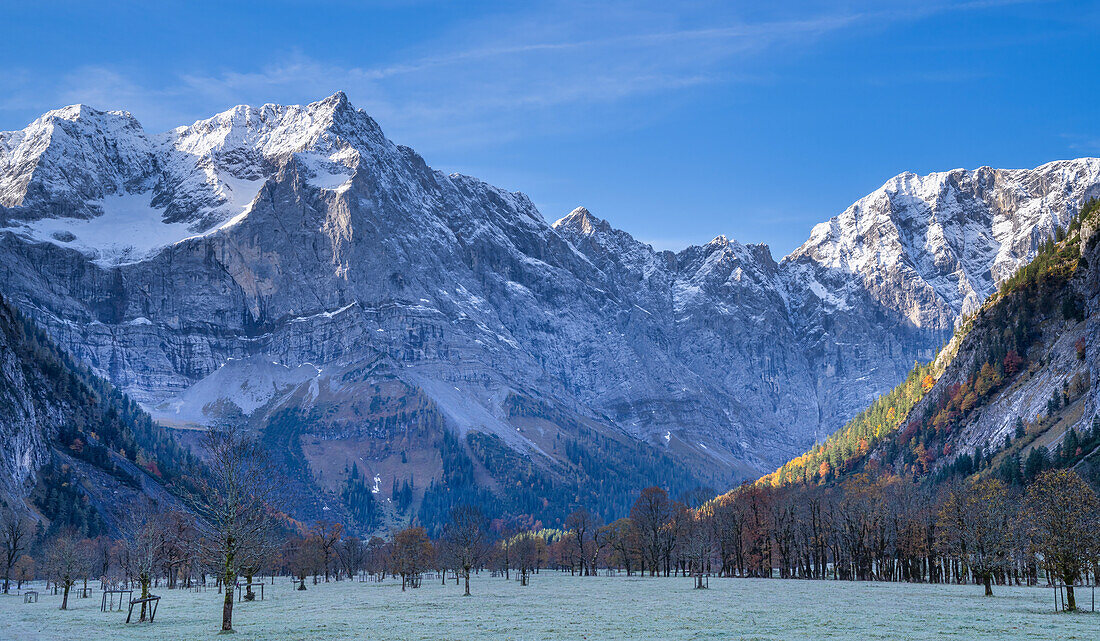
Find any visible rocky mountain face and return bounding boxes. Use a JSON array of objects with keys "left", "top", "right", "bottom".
[
  {"left": 1, "top": 93, "right": 1098, "bottom": 526},
  {"left": 0, "top": 294, "right": 192, "bottom": 536},
  {"left": 0, "top": 298, "right": 54, "bottom": 504}
]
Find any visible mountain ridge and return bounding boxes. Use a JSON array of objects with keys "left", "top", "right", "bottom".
[
  {"left": 1, "top": 93, "right": 1099, "bottom": 526},
  {"left": 738, "top": 197, "right": 1100, "bottom": 495}
]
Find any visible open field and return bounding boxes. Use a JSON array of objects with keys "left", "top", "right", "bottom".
[{"left": 3, "top": 574, "right": 1098, "bottom": 641}]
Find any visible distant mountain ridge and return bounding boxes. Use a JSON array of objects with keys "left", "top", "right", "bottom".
[{"left": 1, "top": 92, "right": 1098, "bottom": 526}]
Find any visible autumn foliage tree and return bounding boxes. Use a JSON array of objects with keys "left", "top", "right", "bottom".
[
  {"left": 391, "top": 526, "right": 433, "bottom": 591},
  {"left": 937, "top": 478, "right": 1015, "bottom": 595},
  {"left": 1025, "top": 469, "right": 1100, "bottom": 610}
]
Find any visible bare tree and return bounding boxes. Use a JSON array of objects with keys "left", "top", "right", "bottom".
[
  {"left": 337, "top": 536, "right": 366, "bottom": 582},
  {"left": 88, "top": 535, "right": 114, "bottom": 589},
  {"left": 1, "top": 506, "right": 31, "bottom": 593},
  {"left": 443, "top": 505, "right": 489, "bottom": 595},
  {"left": 630, "top": 487, "right": 674, "bottom": 576},
  {"left": 77, "top": 537, "right": 98, "bottom": 600},
  {"left": 237, "top": 527, "right": 279, "bottom": 600},
  {"left": 44, "top": 531, "right": 83, "bottom": 610},
  {"left": 565, "top": 508, "right": 599, "bottom": 576},
  {"left": 310, "top": 520, "right": 343, "bottom": 582},
  {"left": 591, "top": 523, "right": 610, "bottom": 575},
  {"left": 161, "top": 511, "right": 200, "bottom": 589},
  {"left": 122, "top": 506, "right": 167, "bottom": 621},
  {"left": 193, "top": 427, "right": 279, "bottom": 632},
  {"left": 663, "top": 501, "right": 689, "bottom": 577},
  {"left": 711, "top": 498, "right": 746, "bottom": 577},
  {"left": 682, "top": 512, "right": 716, "bottom": 588}
]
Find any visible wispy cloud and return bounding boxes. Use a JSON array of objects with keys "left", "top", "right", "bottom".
[
  {"left": 1061, "top": 134, "right": 1100, "bottom": 154},
  {"left": 0, "top": 0, "right": 1043, "bottom": 154},
  {"left": 139, "top": 6, "right": 868, "bottom": 150}
]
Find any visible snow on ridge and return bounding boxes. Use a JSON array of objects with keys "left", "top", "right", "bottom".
[
  {"left": 0, "top": 104, "right": 155, "bottom": 211},
  {"left": 287, "top": 302, "right": 359, "bottom": 324},
  {"left": 0, "top": 93, "right": 393, "bottom": 264},
  {"left": 167, "top": 92, "right": 370, "bottom": 164},
  {"left": 0, "top": 192, "right": 195, "bottom": 266},
  {"left": 789, "top": 158, "right": 1100, "bottom": 264},
  {"left": 149, "top": 356, "right": 323, "bottom": 427},
  {"left": 5, "top": 92, "right": 1100, "bottom": 340},
  {"left": 0, "top": 173, "right": 270, "bottom": 266},
  {"left": 552, "top": 207, "right": 609, "bottom": 236},
  {"left": 780, "top": 158, "right": 1100, "bottom": 320},
  {"left": 297, "top": 151, "right": 356, "bottom": 191}
]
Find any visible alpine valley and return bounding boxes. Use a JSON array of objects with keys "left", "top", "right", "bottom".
[{"left": 2, "top": 92, "right": 1099, "bottom": 532}]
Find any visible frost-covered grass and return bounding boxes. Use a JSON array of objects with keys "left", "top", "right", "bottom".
[{"left": 3, "top": 574, "right": 1097, "bottom": 640}]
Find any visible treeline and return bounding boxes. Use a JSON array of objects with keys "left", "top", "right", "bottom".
[
  {"left": 14, "top": 470, "right": 1097, "bottom": 611},
  {"left": 699, "top": 471, "right": 1098, "bottom": 597},
  {"left": 763, "top": 361, "right": 937, "bottom": 486},
  {"left": 9, "top": 458, "right": 1099, "bottom": 633}
]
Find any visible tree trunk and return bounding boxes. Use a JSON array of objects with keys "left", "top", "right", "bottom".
[
  {"left": 141, "top": 573, "right": 151, "bottom": 621},
  {"left": 60, "top": 580, "right": 70, "bottom": 610},
  {"left": 1066, "top": 585, "right": 1077, "bottom": 611},
  {"left": 464, "top": 566, "right": 471, "bottom": 596},
  {"left": 222, "top": 536, "right": 235, "bottom": 632},
  {"left": 983, "top": 574, "right": 992, "bottom": 596}
]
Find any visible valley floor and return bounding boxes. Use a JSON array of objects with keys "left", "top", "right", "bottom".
[{"left": 2, "top": 572, "right": 1097, "bottom": 640}]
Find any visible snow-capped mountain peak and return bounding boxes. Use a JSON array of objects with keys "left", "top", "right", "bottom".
[
  {"left": 553, "top": 206, "right": 612, "bottom": 237},
  {"left": 167, "top": 91, "right": 381, "bottom": 168},
  {"left": 0, "top": 103, "right": 156, "bottom": 215},
  {"left": 786, "top": 158, "right": 1100, "bottom": 323},
  {"left": 0, "top": 93, "right": 402, "bottom": 265}
]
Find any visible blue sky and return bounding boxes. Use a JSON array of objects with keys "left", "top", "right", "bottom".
[{"left": 1, "top": 0, "right": 1098, "bottom": 256}]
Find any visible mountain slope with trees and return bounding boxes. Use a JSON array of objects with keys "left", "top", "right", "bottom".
[
  {"left": 749, "top": 198, "right": 1100, "bottom": 491},
  {"left": 0, "top": 293, "right": 200, "bottom": 536},
  {"left": 689, "top": 199, "right": 1100, "bottom": 596}
]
